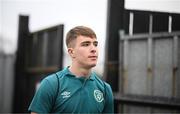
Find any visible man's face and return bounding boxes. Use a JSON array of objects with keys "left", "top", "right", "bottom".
[{"left": 69, "top": 35, "right": 98, "bottom": 69}]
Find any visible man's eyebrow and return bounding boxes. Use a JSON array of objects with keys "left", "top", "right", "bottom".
[
  {"left": 80, "top": 41, "right": 98, "bottom": 44},
  {"left": 94, "top": 41, "right": 98, "bottom": 43},
  {"left": 81, "top": 41, "right": 91, "bottom": 43}
]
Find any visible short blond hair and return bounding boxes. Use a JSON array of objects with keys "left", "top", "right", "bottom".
[{"left": 66, "top": 26, "right": 97, "bottom": 48}]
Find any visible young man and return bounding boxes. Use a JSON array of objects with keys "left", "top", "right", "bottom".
[{"left": 28, "top": 26, "right": 114, "bottom": 113}]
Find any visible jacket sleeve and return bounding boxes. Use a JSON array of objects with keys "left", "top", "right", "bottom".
[
  {"left": 103, "top": 82, "right": 114, "bottom": 113},
  {"left": 28, "top": 75, "right": 57, "bottom": 113}
]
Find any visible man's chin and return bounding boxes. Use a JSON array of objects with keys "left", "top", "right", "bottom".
[
  {"left": 87, "top": 64, "right": 97, "bottom": 69},
  {"left": 91, "top": 64, "right": 96, "bottom": 67}
]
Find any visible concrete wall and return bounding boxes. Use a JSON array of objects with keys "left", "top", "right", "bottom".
[{"left": 0, "top": 53, "right": 15, "bottom": 112}]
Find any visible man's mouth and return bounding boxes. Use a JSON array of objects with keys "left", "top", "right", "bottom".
[{"left": 88, "top": 56, "right": 98, "bottom": 59}]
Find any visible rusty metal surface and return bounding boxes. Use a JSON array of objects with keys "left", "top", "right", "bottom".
[
  {"left": 114, "top": 93, "right": 180, "bottom": 109},
  {"left": 118, "top": 29, "right": 180, "bottom": 113}
]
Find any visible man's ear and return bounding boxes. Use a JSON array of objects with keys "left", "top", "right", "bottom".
[{"left": 68, "top": 48, "right": 75, "bottom": 58}]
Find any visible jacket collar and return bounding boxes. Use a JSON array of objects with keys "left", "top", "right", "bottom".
[{"left": 63, "top": 67, "right": 95, "bottom": 81}]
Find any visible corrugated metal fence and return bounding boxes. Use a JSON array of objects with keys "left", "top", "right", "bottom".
[
  {"left": 119, "top": 30, "right": 180, "bottom": 97},
  {"left": 0, "top": 53, "right": 15, "bottom": 112},
  {"left": 13, "top": 15, "right": 64, "bottom": 112},
  {"left": 115, "top": 10, "right": 180, "bottom": 113},
  {"left": 117, "top": 30, "right": 180, "bottom": 113}
]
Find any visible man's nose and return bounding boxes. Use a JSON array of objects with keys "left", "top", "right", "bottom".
[{"left": 90, "top": 45, "right": 97, "bottom": 53}]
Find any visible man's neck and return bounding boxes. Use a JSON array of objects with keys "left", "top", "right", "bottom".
[{"left": 69, "top": 65, "right": 91, "bottom": 78}]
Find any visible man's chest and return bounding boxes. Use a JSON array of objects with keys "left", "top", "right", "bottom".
[{"left": 55, "top": 80, "right": 105, "bottom": 113}]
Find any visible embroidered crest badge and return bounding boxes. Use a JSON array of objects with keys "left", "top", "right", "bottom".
[{"left": 94, "top": 90, "right": 104, "bottom": 102}]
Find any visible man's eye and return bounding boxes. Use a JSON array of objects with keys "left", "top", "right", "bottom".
[
  {"left": 94, "top": 43, "right": 98, "bottom": 47},
  {"left": 82, "top": 43, "right": 89, "bottom": 46}
]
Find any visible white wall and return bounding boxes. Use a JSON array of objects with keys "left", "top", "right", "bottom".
[
  {"left": 0, "top": 0, "right": 2, "bottom": 33},
  {"left": 1, "top": 0, "right": 108, "bottom": 74},
  {"left": 125, "top": 0, "right": 180, "bottom": 13},
  {"left": 0, "top": 0, "right": 2, "bottom": 52}
]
